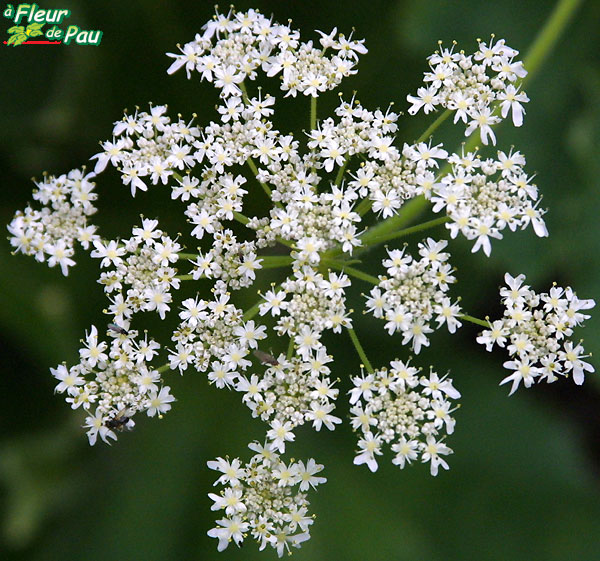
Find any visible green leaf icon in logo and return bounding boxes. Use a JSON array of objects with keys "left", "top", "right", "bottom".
[{"left": 7, "top": 22, "right": 44, "bottom": 46}]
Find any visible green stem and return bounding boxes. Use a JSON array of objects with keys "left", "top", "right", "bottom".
[
  {"left": 175, "top": 274, "right": 194, "bottom": 281},
  {"left": 459, "top": 314, "right": 489, "bottom": 328},
  {"left": 335, "top": 158, "right": 349, "bottom": 187},
  {"left": 325, "top": 205, "right": 447, "bottom": 261},
  {"left": 323, "top": 259, "right": 379, "bottom": 285},
  {"left": 233, "top": 211, "right": 250, "bottom": 225},
  {"left": 239, "top": 81, "right": 250, "bottom": 103},
  {"left": 357, "top": 216, "right": 450, "bottom": 254},
  {"left": 347, "top": 328, "right": 374, "bottom": 373},
  {"left": 416, "top": 109, "right": 452, "bottom": 144},
  {"left": 310, "top": 96, "right": 317, "bottom": 131},
  {"left": 246, "top": 157, "right": 274, "bottom": 199},
  {"left": 523, "top": 0, "right": 583, "bottom": 84},
  {"left": 357, "top": 196, "right": 432, "bottom": 251},
  {"left": 286, "top": 337, "right": 295, "bottom": 360},
  {"left": 243, "top": 298, "right": 263, "bottom": 322},
  {"left": 356, "top": 198, "right": 373, "bottom": 217},
  {"left": 259, "top": 255, "right": 294, "bottom": 269},
  {"left": 177, "top": 252, "right": 199, "bottom": 260},
  {"left": 277, "top": 238, "right": 295, "bottom": 249}
]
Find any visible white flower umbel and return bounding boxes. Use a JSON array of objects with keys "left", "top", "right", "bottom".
[
  {"left": 477, "top": 273, "right": 596, "bottom": 394},
  {"left": 365, "top": 238, "right": 461, "bottom": 353},
  {"left": 171, "top": 291, "right": 266, "bottom": 377},
  {"left": 427, "top": 148, "right": 547, "bottom": 256},
  {"left": 167, "top": 7, "right": 365, "bottom": 99},
  {"left": 7, "top": 3, "right": 596, "bottom": 556},
  {"left": 407, "top": 37, "right": 529, "bottom": 145},
  {"left": 8, "top": 169, "right": 99, "bottom": 275},
  {"left": 94, "top": 218, "right": 181, "bottom": 320},
  {"left": 51, "top": 324, "right": 171, "bottom": 445},
  {"left": 207, "top": 441, "right": 325, "bottom": 556},
  {"left": 350, "top": 360, "right": 460, "bottom": 476},
  {"left": 261, "top": 267, "right": 352, "bottom": 349},
  {"left": 237, "top": 350, "right": 341, "bottom": 452}
]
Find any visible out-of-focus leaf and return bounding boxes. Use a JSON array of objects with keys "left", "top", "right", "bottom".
[{"left": 0, "top": 426, "right": 83, "bottom": 549}]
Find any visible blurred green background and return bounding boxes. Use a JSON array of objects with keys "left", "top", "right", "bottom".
[{"left": 1, "top": 0, "right": 600, "bottom": 559}]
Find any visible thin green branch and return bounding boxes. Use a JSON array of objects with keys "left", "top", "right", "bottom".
[
  {"left": 310, "top": 96, "right": 317, "bottom": 131},
  {"left": 246, "top": 157, "right": 274, "bottom": 199},
  {"left": 459, "top": 314, "right": 489, "bottom": 328},
  {"left": 259, "top": 255, "right": 294, "bottom": 269},
  {"left": 177, "top": 252, "right": 200, "bottom": 260},
  {"left": 243, "top": 297, "right": 263, "bottom": 322},
  {"left": 276, "top": 237, "right": 295, "bottom": 249},
  {"left": 347, "top": 328, "right": 374, "bottom": 374},
  {"left": 416, "top": 109, "right": 452, "bottom": 144},
  {"left": 335, "top": 158, "right": 349, "bottom": 187},
  {"left": 239, "top": 81, "right": 250, "bottom": 103},
  {"left": 357, "top": 216, "right": 450, "bottom": 254},
  {"left": 356, "top": 198, "right": 373, "bottom": 217},
  {"left": 323, "top": 259, "right": 379, "bottom": 285},
  {"left": 233, "top": 211, "right": 250, "bottom": 225},
  {"left": 523, "top": 0, "right": 583, "bottom": 84}
]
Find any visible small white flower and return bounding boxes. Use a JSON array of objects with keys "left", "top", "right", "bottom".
[{"left": 146, "top": 386, "right": 176, "bottom": 416}]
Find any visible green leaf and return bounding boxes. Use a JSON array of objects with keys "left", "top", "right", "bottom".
[
  {"left": 7, "top": 25, "right": 24, "bottom": 34},
  {"left": 28, "top": 29, "right": 43, "bottom": 38},
  {"left": 27, "top": 22, "right": 44, "bottom": 31},
  {"left": 7, "top": 33, "right": 27, "bottom": 46}
]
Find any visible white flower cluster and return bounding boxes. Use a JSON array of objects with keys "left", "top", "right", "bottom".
[
  {"left": 51, "top": 325, "right": 174, "bottom": 445},
  {"left": 407, "top": 37, "right": 529, "bottom": 145},
  {"left": 91, "top": 104, "right": 200, "bottom": 196},
  {"left": 477, "top": 273, "right": 596, "bottom": 394},
  {"left": 366, "top": 239, "right": 461, "bottom": 353},
  {"left": 356, "top": 139, "right": 448, "bottom": 219},
  {"left": 170, "top": 290, "right": 266, "bottom": 376},
  {"left": 8, "top": 169, "right": 99, "bottom": 275},
  {"left": 248, "top": 100, "right": 455, "bottom": 256},
  {"left": 189, "top": 227, "right": 262, "bottom": 290},
  {"left": 93, "top": 218, "right": 182, "bottom": 321},
  {"left": 7, "top": 4, "right": 597, "bottom": 556},
  {"left": 428, "top": 148, "right": 548, "bottom": 256},
  {"left": 167, "top": 7, "right": 366, "bottom": 98},
  {"left": 245, "top": 96, "right": 404, "bottom": 255},
  {"left": 237, "top": 351, "right": 341, "bottom": 449},
  {"left": 260, "top": 267, "right": 352, "bottom": 351},
  {"left": 349, "top": 360, "right": 460, "bottom": 476},
  {"left": 207, "top": 442, "right": 326, "bottom": 556}
]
